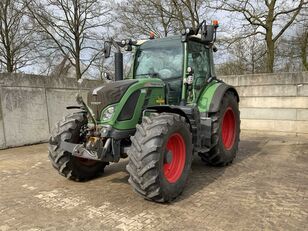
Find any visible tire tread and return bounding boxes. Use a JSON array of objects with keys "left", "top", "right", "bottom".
[{"left": 127, "top": 113, "right": 191, "bottom": 202}]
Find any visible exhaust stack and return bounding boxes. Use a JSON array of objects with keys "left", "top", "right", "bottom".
[{"left": 114, "top": 52, "right": 123, "bottom": 81}]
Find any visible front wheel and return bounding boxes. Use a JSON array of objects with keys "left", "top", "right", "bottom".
[
  {"left": 127, "top": 113, "right": 192, "bottom": 202},
  {"left": 48, "top": 112, "right": 107, "bottom": 181}
]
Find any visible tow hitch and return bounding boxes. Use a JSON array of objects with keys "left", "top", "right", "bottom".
[{"left": 60, "top": 138, "right": 111, "bottom": 161}]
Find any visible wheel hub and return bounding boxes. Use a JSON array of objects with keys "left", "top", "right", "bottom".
[{"left": 164, "top": 151, "right": 173, "bottom": 164}]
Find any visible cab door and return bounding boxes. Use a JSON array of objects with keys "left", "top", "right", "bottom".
[{"left": 187, "top": 41, "right": 211, "bottom": 102}]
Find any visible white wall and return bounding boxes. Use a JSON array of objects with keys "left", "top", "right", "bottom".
[
  {"left": 0, "top": 72, "right": 307, "bottom": 149},
  {"left": 220, "top": 72, "right": 308, "bottom": 134}
]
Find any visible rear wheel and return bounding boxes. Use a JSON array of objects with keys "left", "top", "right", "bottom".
[
  {"left": 199, "top": 91, "right": 240, "bottom": 166},
  {"left": 48, "top": 112, "right": 107, "bottom": 181},
  {"left": 127, "top": 113, "right": 192, "bottom": 202}
]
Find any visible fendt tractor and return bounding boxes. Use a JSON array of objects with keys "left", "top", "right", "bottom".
[{"left": 49, "top": 20, "right": 240, "bottom": 202}]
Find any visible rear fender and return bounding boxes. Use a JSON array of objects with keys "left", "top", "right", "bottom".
[{"left": 198, "top": 82, "right": 239, "bottom": 113}]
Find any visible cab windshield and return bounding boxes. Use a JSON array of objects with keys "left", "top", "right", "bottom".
[{"left": 135, "top": 40, "right": 183, "bottom": 80}]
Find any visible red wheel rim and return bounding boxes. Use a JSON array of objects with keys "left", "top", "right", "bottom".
[
  {"left": 163, "top": 133, "right": 186, "bottom": 183},
  {"left": 222, "top": 107, "right": 236, "bottom": 150}
]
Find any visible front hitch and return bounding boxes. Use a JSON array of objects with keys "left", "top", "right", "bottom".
[{"left": 59, "top": 138, "right": 111, "bottom": 161}]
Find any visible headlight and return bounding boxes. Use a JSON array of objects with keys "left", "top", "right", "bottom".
[{"left": 101, "top": 105, "right": 116, "bottom": 121}]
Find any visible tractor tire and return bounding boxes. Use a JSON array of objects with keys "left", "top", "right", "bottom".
[
  {"left": 199, "top": 91, "right": 240, "bottom": 166},
  {"left": 48, "top": 112, "right": 107, "bottom": 181},
  {"left": 127, "top": 113, "right": 192, "bottom": 202}
]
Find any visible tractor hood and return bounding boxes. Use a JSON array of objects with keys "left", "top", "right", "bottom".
[{"left": 87, "top": 79, "right": 138, "bottom": 120}]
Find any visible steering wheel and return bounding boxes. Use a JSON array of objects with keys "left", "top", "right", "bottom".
[{"left": 158, "top": 68, "right": 178, "bottom": 79}]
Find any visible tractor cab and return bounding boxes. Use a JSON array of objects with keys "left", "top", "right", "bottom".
[
  {"left": 104, "top": 20, "right": 219, "bottom": 106},
  {"left": 131, "top": 35, "right": 213, "bottom": 105},
  {"left": 133, "top": 36, "right": 184, "bottom": 105}
]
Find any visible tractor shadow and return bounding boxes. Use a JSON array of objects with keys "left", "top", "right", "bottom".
[
  {"left": 95, "top": 138, "right": 265, "bottom": 202},
  {"left": 175, "top": 139, "right": 264, "bottom": 202},
  {"left": 99, "top": 160, "right": 129, "bottom": 182}
]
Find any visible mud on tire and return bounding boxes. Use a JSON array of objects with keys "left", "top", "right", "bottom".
[
  {"left": 127, "top": 113, "right": 192, "bottom": 202},
  {"left": 48, "top": 112, "right": 107, "bottom": 181}
]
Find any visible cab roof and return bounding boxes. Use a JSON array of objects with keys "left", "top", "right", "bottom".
[
  {"left": 138, "top": 35, "right": 182, "bottom": 49},
  {"left": 137, "top": 34, "right": 206, "bottom": 48}
]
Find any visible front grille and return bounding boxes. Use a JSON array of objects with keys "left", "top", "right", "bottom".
[
  {"left": 118, "top": 90, "right": 141, "bottom": 121},
  {"left": 87, "top": 80, "right": 137, "bottom": 120}
]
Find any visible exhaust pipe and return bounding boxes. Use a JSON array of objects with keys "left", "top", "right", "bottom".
[{"left": 115, "top": 52, "right": 123, "bottom": 81}]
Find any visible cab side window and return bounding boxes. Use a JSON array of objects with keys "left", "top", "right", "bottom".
[{"left": 187, "top": 42, "right": 210, "bottom": 89}]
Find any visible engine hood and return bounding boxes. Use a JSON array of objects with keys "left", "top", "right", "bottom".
[{"left": 87, "top": 79, "right": 138, "bottom": 120}]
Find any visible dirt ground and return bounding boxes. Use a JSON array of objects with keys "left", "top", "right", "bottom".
[{"left": 0, "top": 132, "right": 307, "bottom": 231}]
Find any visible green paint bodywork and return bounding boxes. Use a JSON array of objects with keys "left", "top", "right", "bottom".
[
  {"left": 98, "top": 78, "right": 165, "bottom": 130},
  {"left": 197, "top": 81, "right": 221, "bottom": 112},
  {"left": 92, "top": 36, "right": 225, "bottom": 131}
]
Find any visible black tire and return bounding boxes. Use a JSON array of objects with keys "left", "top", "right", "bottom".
[
  {"left": 127, "top": 113, "right": 192, "bottom": 202},
  {"left": 48, "top": 112, "right": 107, "bottom": 181},
  {"left": 199, "top": 91, "right": 240, "bottom": 166}
]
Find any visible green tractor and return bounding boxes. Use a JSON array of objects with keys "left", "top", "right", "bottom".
[{"left": 49, "top": 20, "right": 240, "bottom": 202}]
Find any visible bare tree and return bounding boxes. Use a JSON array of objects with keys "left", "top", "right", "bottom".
[
  {"left": 275, "top": 6, "right": 308, "bottom": 72},
  {"left": 116, "top": 0, "right": 208, "bottom": 38},
  {"left": 168, "top": 0, "right": 206, "bottom": 30},
  {"left": 216, "top": 60, "right": 246, "bottom": 76},
  {"left": 216, "top": 34, "right": 267, "bottom": 75},
  {"left": 215, "top": 0, "right": 308, "bottom": 73},
  {"left": 297, "top": 8, "right": 308, "bottom": 71},
  {"left": 26, "top": 0, "right": 111, "bottom": 79},
  {"left": 299, "top": 27, "right": 308, "bottom": 71},
  {"left": 116, "top": 0, "right": 173, "bottom": 38},
  {"left": 234, "top": 36, "right": 266, "bottom": 74},
  {"left": 276, "top": 29, "right": 307, "bottom": 72},
  {"left": 0, "top": 0, "right": 37, "bottom": 73}
]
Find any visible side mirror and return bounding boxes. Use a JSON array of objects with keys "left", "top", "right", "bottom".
[
  {"left": 103, "top": 41, "right": 111, "bottom": 58},
  {"left": 202, "top": 25, "right": 215, "bottom": 43}
]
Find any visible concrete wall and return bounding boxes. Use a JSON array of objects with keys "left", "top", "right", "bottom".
[
  {"left": 220, "top": 72, "right": 308, "bottom": 135},
  {"left": 0, "top": 72, "right": 307, "bottom": 149},
  {"left": 0, "top": 73, "right": 100, "bottom": 149}
]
